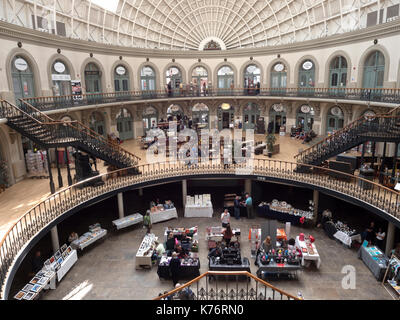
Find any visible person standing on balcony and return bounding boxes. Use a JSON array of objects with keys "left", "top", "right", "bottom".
[
  {"left": 244, "top": 193, "right": 254, "bottom": 219},
  {"left": 256, "top": 82, "right": 260, "bottom": 95}
]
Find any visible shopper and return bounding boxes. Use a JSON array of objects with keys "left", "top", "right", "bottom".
[
  {"left": 67, "top": 232, "right": 79, "bottom": 245},
  {"left": 31, "top": 250, "right": 44, "bottom": 274},
  {"left": 244, "top": 193, "right": 254, "bottom": 219},
  {"left": 208, "top": 246, "right": 222, "bottom": 259},
  {"left": 169, "top": 252, "right": 181, "bottom": 286},
  {"left": 375, "top": 228, "right": 386, "bottom": 249},
  {"left": 362, "top": 221, "right": 375, "bottom": 244},
  {"left": 155, "top": 241, "right": 166, "bottom": 256},
  {"left": 221, "top": 209, "right": 231, "bottom": 227},
  {"left": 234, "top": 195, "right": 241, "bottom": 220},
  {"left": 262, "top": 236, "right": 273, "bottom": 252},
  {"left": 143, "top": 210, "right": 152, "bottom": 234},
  {"left": 223, "top": 224, "right": 234, "bottom": 247}
]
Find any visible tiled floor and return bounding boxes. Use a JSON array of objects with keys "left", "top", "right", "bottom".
[{"left": 41, "top": 215, "right": 393, "bottom": 300}]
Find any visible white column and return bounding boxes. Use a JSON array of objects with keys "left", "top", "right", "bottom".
[
  {"left": 385, "top": 222, "right": 396, "bottom": 256},
  {"left": 117, "top": 192, "right": 124, "bottom": 219},
  {"left": 182, "top": 179, "right": 187, "bottom": 206},
  {"left": 313, "top": 190, "right": 319, "bottom": 225},
  {"left": 245, "top": 179, "right": 252, "bottom": 195},
  {"left": 139, "top": 188, "right": 143, "bottom": 196},
  {"left": 50, "top": 226, "right": 60, "bottom": 252}
]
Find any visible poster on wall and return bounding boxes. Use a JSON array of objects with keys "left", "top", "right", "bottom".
[{"left": 71, "top": 80, "right": 83, "bottom": 101}]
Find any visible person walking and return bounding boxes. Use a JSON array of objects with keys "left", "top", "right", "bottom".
[
  {"left": 143, "top": 210, "right": 152, "bottom": 234},
  {"left": 221, "top": 208, "right": 231, "bottom": 227},
  {"left": 244, "top": 193, "right": 254, "bottom": 219},
  {"left": 169, "top": 252, "right": 181, "bottom": 287},
  {"left": 234, "top": 195, "right": 241, "bottom": 220}
]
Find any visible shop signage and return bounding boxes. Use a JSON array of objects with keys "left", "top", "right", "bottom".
[
  {"left": 331, "top": 106, "right": 342, "bottom": 117},
  {"left": 116, "top": 66, "right": 126, "bottom": 75},
  {"left": 272, "top": 104, "right": 284, "bottom": 112},
  {"left": 302, "top": 61, "right": 313, "bottom": 70},
  {"left": 54, "top": 62, "right": 66, "bottom": 73},
  {"left": 71, "top": 80, "right": 83, "bottom": 101},
  {"left": 52, "top": 74, "right": 71, "bottom": 81},
  {"left": 300, "top": 105, "right": 311, "bottom": 113},
  {"left": 14, "top": 58, "right": 28, "bottom": 71},
  {"left": 274, "top": 63, "right": 284, "bottom": 72}
]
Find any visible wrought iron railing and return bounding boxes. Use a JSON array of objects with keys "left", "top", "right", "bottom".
[
  {"left": 0, "top": 159, "right": 399, "bottom": 299},
  {"left": 153, "top": 271, "right": 300, "bottom": 300},
  {"left": 12, "top": 87, "right": 400, "bottom": 114}
]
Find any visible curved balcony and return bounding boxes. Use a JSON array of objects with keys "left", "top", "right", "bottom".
[
  {"left": 12, "top": 88, "right": 400, "bottom": 116},
  {"left": 0, "top": 159, "right": 399, "bottom": 299}
]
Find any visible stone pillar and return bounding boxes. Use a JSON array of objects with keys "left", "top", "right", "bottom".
[
  {"left": 182, "top": 179, "right": 187, "bottom": 206},
  {"left": 385, "top": 222, "right": 396, "bottom": 256},
  {"left": 138, "top": 188, "right": 143, "bottom": 196},
  {"left": 313, "top": 190, "right": 319, "bottom": 225},
  {"left": 51, "top": 226, "right": 60, "bottom": 252},
  {"left": 245, "top": 179, "right": 252, "bottom": 195},
  {"left": 117, "top": 192, "right": 124, "bottom": 219}
]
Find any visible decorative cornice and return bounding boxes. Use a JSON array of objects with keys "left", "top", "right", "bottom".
[{"left": 1, "top": 20, "right": 400, "bottom": 59}]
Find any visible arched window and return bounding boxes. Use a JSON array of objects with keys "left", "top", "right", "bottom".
[
  {"left": 116, "top": 108, "right": 133, "bottom": 140},
  {"left": 167, "top": 104, "right": 184, "bottom": 121},
  {"left": 326, "top": 106, "right": 344, "bottom": 134},
  {"left": 51, "top": 60, "right": 71, "bottom": 96},
  {"left": 329, "top": 56, "right": 347, "bottom": 89},
  {"left": 114, "top": 65, "right": 130, "bottom": 92},
  {"left": 243, "top": 103, "right": 261, "bottom": 131},
  {"left": 166, "top": 67, "right": 182, "bottom": 95},
  {"left": 141, "top": 66, "right": 156, "bottom": 91},
  {"left": 218, "top": 103, "right": 235, "bottom": 130},
  {"left": 298, "top": 60, "right": 315, "bottom": 92},
  {"left": 142, "top": 106, "right": 158, "bottom": 134},
  {"left": 363, "top": 51, "right": 385, "bottom": 88},
  {"left": 296, "top": 105, "right": 315, "bottom": 132},
  {"left": 269, "top": 104, "right": 287, "bottom": 134},
  {"left": 192, "top": 103, "right": 209, "bottom": 129},
  {"left": 270, "top": 62, "right": 287, "bottom": 94},
  {"left": 89, "top": 111, "right": 106, "bottom": 136},
  {"left": 217, "top": 66, "right": 234, "bottom": 90},
  {"left": 85, "top": 63, "right": 102, "bottom": 94},
  {"left": 191, "top": 66, "right": 208, "bottom": 95},
  {"left": 11, "top": 56, "right": 35, "bottom": 100},
  {"left": 244, "top": 65, "right": 260, "bottom": 89}
]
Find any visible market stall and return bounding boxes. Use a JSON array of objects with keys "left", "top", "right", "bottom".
[
  {"left": 136, "top": 233, "right": 158, "bottom": 269},
  {"left": 333, "top": 221, "right": 361, "bottom": 247},
  {"left": 257, "top": 199, "right": 314, "bottom": 225},
  {"left": 295, "top": 235, "right": 321, "bottom": 269},
  {"left": 164, "top": 226, "right": 199, "bottom": 242},
  {"left": 71, "top": 223, "right": 107, "bottom": 250},
  {"left": 157, "top": 256, "right": 200, "bottom": 280},
  {"left": 150, "top": 201, "right": 178, "bottom": 224},
  {"left": 208, "top": 247, "right": 251, "bottom": 278},
  {"left": 256, "top": 253, "right": 301, "bottom": 279},
  {"left": 184, "top": 194, "right": 213, "bottom": 218},
  {"left": 358, "top": 244, "right": 389, "bottom": 281},
  {"left": 382, "top": 255, "right": 400, "bottom": 299},
  {"left": 205, "top": 226, "right": 240, "bottom": 249},
  {"left": 112, "top": 213, "right": 143, "bottom": 230}
]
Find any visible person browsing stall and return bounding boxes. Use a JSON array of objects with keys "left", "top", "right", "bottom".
[
  {"left": 234, "top": 196, "right": 242, "bottom": 220},
  {"left": 223, "top": 224, "right": 234, "bottom": 247},
  {"left": 221, "top": 209, "right": 231, "bottom": 227},
  {"left": 169, "top": 252, "right": 181, "bottom": 287},
  {"left": 244, "top": 193, "right": 254, "bottom": 219}
]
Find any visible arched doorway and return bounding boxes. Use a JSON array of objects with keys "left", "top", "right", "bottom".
[
  {"left": 363, "top": 51, "right": 385, "bottom": 100},
  {"left": 84, "top": 63, "right": 102, "bottom": 94},
  {"left": 298, "top": 60, "right": 315, "bottom": 95},
  {"left": 359, "top": 109, "right": 378, "bottom": 155},
  {"left": 296, "top": 105, "right": 314, "bottom": 132},
  {"left": 243, "top": 64, "right": 260, "bottom": 95},
  {"left": 269, "top": 104, "right": 287, "bottom": 134},
  {"left": 243, "top": 103, "right": 261, "bottom": 131},
  {"left": 116, "top": 108, "right": 133, "bottom": 140},
  {"left": 217, "top": 66, "right": 234, "bottom": 94},
  {"left": 114, "top": 65, "right": 130, "bottom": 92},
  {"left": 51, "top": 60, "right": 71, "bottom": 96},
  {"left": 143, "top": 106, "right": 158, "bottom": 135},
  {"left": 192, "top": 103, "right": 209, "bottom": 129},
  {"left": 166, "top": 66, "right": 182, "bottom": 96},
  {"left": 89, "top": 111, "right": 106, "bottom": 136},
  {"left": 326, "top": 106, "right": 344, "bottom": 134},
  {"left": 329, "top": 56, "right": 347, "bottom": 96},
  {"left": 218, "top": 103, "right": 235, "bottom": 130},
  {"left": 270, "top": 62, "right": 287, "bottom": 95},
  {"left": 191, "top": 66, "right": 208, "bottom": 96},
  {"left": 11, "top": 56, "right": 35, "bottom": 101},
  {"left": 167, "top": 104, "right": 184, "bottom": 121},
  {"left": 141, "top": 66, "right": 156, "bottom": 97}
]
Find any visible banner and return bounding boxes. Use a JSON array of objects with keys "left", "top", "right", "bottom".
[{"left": 71, "top": 80, "right": 83, "bottom": 100}]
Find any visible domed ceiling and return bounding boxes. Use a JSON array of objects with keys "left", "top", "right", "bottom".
[{"left": 1, "top": 0, "right": 399, "bottom": 50}]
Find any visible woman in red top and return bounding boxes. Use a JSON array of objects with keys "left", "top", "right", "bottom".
[{"left": 223, "top": 224, "right": 234, "bottom": 247}]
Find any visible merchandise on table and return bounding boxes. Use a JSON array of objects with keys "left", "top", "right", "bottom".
[
  {"left": 184, "top": 194, "right": 213, "bottom": 218},
  {"left": 295, "top": 235, "right": 321, "bottom": 269},
  {"left": 136, "top": 233, "right": 158, "bottom": 269},
  {"left": 260, "top": 199, "right": 314, "bottom": 220},
  {"left": 164, "top": 226, "right": 199, "bottom": 242},
  {"left": 150, "top": 207, "right": 178, "bottom": 224},
  {"left": 112, "top": 213, "right": 143, "bottom": 230},
  {"left": 358, "top": 245, "right": 389, "bottom": 281},
  {"left": 206, "top": 226, "right": 240, "bottom": 248},
  {"left": 334, "top": 221, "right": 356, "bottom": 236},
  {"left": 71, "top": 225, "right": 107, "bottom": 250}
]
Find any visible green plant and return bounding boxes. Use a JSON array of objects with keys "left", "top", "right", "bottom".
[{"left": 266, "top": 134, "right": 276, "bottom": 153}]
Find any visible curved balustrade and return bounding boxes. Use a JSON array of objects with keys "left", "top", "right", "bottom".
[
  {"left": 15, "top": 87, "right": 400, "bottom": 114},
  {"left": 0, "top": 159, "right": 400, "bottom": 299}
]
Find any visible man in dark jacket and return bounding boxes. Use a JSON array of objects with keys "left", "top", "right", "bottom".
[
  {"left": 234, "top": 195, "right": 241, "bottom": 220},
  {"left": 169, "top": 252, "right": 181, "bottom": 286}
]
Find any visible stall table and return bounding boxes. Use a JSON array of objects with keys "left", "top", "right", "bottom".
[
  {"left": 295, "top": 236, "right": 321, "bottom": 269},
  {"left": 257, "top": 205, "right": 312, "bottom": 225},
  {"left": 184, "top": 205, "right": 213, "bottom": 218},
  {"left": 57, "top": 249, "right": 78, "bottom": 281},
  {"left": 164, "top": 227, "right": 199, "bottom": 242},
  {"left": 358, "top": 245, "right": 388, "bottom": 281},
  {"left": 71, "top": 229, "right": 107, "bottom": 250},
  {"left": 333, "top": 231, "right": 362, "bottom": 247},
  {"left": 157, "top": 256, "right": 201, "bottom": 280},
  {"left": 112, "top": 213, "right": 143, "bottom": 230},
  {"left": 136, "top": 233, "right": 157, "bottom": 269},
  {"left": 208, "top": 257, "right": 251, "bottom": 279},
  {"left": 206, "top": 227, "right": 240, "bottom": 249},
  {"left": 256, "top": 255, "right": 301, "bottom": 279},
  {"left": 150, "top": 208, "right": 178, "bottom": 224}
]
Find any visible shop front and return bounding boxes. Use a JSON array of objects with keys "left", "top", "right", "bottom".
[
  {"left": 11, "top": 56, "right": 35, "bottom": 102},
  {"left": 218, "top": 103, "right": 235, "bottom": 130},
  {"left": 269, "top": 104, "right": 287, "bottom": 134},
  {"left": 192, "top": 103, "right": 209, "bottom": 129},
  {"left": 116, "top": 108, "right": 134, "bottom": 140},
  {"left": 298, "top": 60, "right": 315, "bottom": 96},
  {"left": 51, "top": 60, "right": 71, "bottom": 96},
  {"left": 326, "top": 106, "right": 344, "bottom": 135},
  {"left": 143, "top": 106, "right": 158, "bottom": 135},
  {"left": 166, "top": 66, "right": 182, "bottom": 96},
  {"left": 243, "top": 103, "right": 261, "bottom": 131},
  {"left": 296, "top": 105, "right": 314, "bottom": 132},
  {"left": 89, "top": 111, "right": 106, "bottom": 137}
]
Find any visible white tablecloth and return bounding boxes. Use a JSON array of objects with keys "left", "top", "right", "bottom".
[
  {"left": 150, "top": 208, "right": 178, "bottom": 224},
  {"left": 184, "top": 205, "right": 213, "bottom": 218},
  {"left": 57, "top": 250, "right": 78, "bottom": 281},
  {"left": 113, "top": 213, "right": 143, "bottom": 230},
  {"left": 72, "top": 229, "right": 107, "bottom": 250},
  {"left": 296, "top": 236, "right": 321, "bottom": 269},
  {"left": 333, "top": 231, "right": 362, "bottom": 247},
  {"left": 135, "top": 234, "right": 157, "bottom": 269}
]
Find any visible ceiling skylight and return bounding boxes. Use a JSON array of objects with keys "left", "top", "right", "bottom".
[{"left": 90, "top": 0, "right": 119, "bottom": 12}]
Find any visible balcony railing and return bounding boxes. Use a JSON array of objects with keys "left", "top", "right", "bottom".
[
  {"left": 0, "top": 159, "right": 399, "bottom": 299},
  {"left": 13, "top": 87, "right": 400, "bottom": 115},
  {"left": 153, "top": 271, "right": 300, "bottom": 300}
]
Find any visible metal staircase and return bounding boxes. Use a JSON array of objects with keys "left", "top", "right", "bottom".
[
  {"left": 1, "top": 99, "right": 141, "bottom": 169},
  {"left": 295, "top": 106, "right": 400, "bottom": 166}
]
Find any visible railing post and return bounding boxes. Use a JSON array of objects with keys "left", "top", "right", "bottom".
[
  {"left": 55, "top": 148, "right": 63, "bottom": 189},
  {"left": 46, "top": 149, "right": 56, "bottom": 194},
  {"left": 117, "top": 192, "right": 124, "bottom": 219}
]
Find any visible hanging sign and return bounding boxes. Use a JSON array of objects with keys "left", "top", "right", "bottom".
[
  {"left": 274, "top": 63, "right": 284, "bottom": 72},
  {"left": 272, "top": 104, "right": 284, "bottom": 112},
  {"left": 331, "top": 106, "right": 342, "bottom": 117},
  {"left": 302, "top": 61, "right": 313, "bottom": 70},
  {"left": 14, "top": 58, "right": 28, "bottom": 71},
  {"left": 116, "top": 66, "right": 126, "bottom": 75},
  {"left": 54, "top": 62, "right": 66, "bottom": 73},
  {"left": 52, "top": 74, "right": 71, "bottom": 81},
  {"left": 300, "top": 105, "right": 311, "bottom": 113},
  {"left": 71, "top": 80, "right": 83, "bottom": 101}
]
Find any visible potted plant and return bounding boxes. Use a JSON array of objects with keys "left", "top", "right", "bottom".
[{"left": 266, "top": 134, "right": 276, "bottom": 158}]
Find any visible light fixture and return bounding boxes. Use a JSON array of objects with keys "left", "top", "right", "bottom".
[{"left": 221, "top": 103, "right": 230, "bottom": 110}]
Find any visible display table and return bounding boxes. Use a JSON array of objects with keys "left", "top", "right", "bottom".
[
  {"left": 256, "top": 255, "right": 301, "bottom": 279},
  {"left": 257, "top": 205, "right": 312, "bottom": 225},
  {"left": 208, "top": 257, "right": 251, "bottom": 273},
  {"left": 276, "top": 229, "right": 287, "bottom": 241},
  {"left": 71, "top": 229, "right": 107, "bottom": 250},
  {"left": 157, "top": 256, "right": 201, "bottom": 280},
  {"left": 206, "top": 226, "right": 240, "bottom": 248},
  {"left": 295, "top": 236, "right": 321, "bottom": 269},
  {"left": 358, "top": 245, "right": 388, "bottom": 281},
  {"left": 333, "top": 231, "right": 362, "bottom": 247},
  {"left": 150, "top": 208, "right": 178, "bottom": 224},
  {"left": 164, "top": 227, "right": 199, "bottom": 242},
  {"left": 57, "top": 249, "right": 78, "bottom": 281},
  {"left": 112, "top": 213, "right": 143, "bottom": 230},
  {"left": 136, "top": 233, "right": 157, "bottom": 269},
  {"left": 185, "top": 194, "right": 213, "bottom": 218}
]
